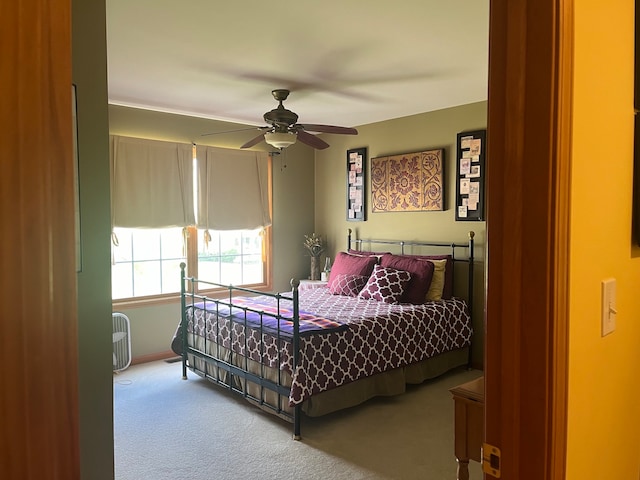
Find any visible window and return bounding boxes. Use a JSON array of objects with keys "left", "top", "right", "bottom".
[
  {"left": 112, "top": 227, "right": 186, "bottom": 299},
  {"left": 112, "top": 226, "right": 269, "bottom": 301},
  {"left": 110, "top": 136, "right": 272, "bottom": 303},
  {"left": 196, "top": 228, "right": 265, "bottom": 287}
]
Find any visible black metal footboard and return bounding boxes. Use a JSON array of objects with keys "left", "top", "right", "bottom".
[{"left": 179, "top": 263, "right": 303, "bottom": 439}]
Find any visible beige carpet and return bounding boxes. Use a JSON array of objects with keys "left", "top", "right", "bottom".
[{"left": 114, "top": 360, "right": 483, "bottom": 480}]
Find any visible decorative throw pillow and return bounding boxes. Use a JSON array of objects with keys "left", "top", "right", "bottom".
[
  {"left": 358, "top": 264, "right": 412, "bottom": 304},
  {"left": 380, "top": 254, "right": 435, "bottom": 304},
  {"left": 328, "top": 252, "right": 377, "bottom": 290},
  {"left": 425, "top": 259, "right": 447, "bottom": 301},
  {"left": 412, "top": 254, "right": 454, "bottom": 299},
  {"left": 328, "top": 274, "right": 368, "bottom": 297}
]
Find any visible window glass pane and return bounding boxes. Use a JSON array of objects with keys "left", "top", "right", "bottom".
[
  {"left": 160, "top": 228, "right": 184, "bottom": 258},
  {"left": 112, "top": 227, "right": 186, "bottom": 299},
  {"left": 200, "top": 230, "right": 220, "bottom": 255},
  {"left": 112, "top": 263, "right": 133, "bottom": 299},
  {"left": 161, "top": 259, "right": 183, "bottom": 294},
  {"left": 220, "top": 259, "right": 242, "bottom": 285},
  {"left": 198, "top": 257, "right": 221, "bottom": 285},
  {"left": 132, "top": 230, "right": 161, "bottom": 261},
  {"left": 242, "top": 231, "right": 262, "bottom": 255},
  {"left": 196, "top": 228, "right": 263, "bottom": 288},
  {"left": 133, "top": 260, "right": 161, "bottom": 297},
  {"left": 219, "top": 231, "right": 240, "bottom": 262},
  {"left": 112, "top": 229, "right": 133, "bottom": 262},
  {"left": 242, "top": 253, "right": 263, "bottom": 284}
]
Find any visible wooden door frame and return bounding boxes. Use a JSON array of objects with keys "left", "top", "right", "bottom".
[{"left": 485, "top": 0, "right": 572, "bottom": 478}]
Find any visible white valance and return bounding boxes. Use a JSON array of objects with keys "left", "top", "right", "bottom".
[
  {"left": 110, "top": 135, "right": 195, "bottom": 228},
  {"left": 195, "top": 145, "right": 271, "bottom": 231}
]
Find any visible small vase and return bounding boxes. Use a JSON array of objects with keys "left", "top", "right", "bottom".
[{"left": 310, "top": 256, "right": 321, "bottom": 280}]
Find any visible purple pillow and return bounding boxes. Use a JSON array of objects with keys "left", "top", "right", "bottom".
[
  {"left": 328, "top": 274, "right": 368, "bottom": 297},
  {"left": 380, "top": 254, "right": 435, "bottom": 304},
  {"left": 358, "top": 264, "right": 412, "bottom": 304},
  {"left": 328, "top": 252, "right": 377, "bottom": 290},
  {"left": 347, "top": 249, "right": 389, "bottom": 260}
]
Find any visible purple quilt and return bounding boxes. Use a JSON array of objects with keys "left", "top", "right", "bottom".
[{"left": 191, "top": 296, "right": 347, "bottom": 338}]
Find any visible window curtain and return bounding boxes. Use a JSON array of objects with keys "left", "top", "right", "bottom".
[
  {"left": 110, "top": 135, "right": 195, "bottom": 228},
  {"left": 195, "top": 145, "right": 271, "bottom": 230}
]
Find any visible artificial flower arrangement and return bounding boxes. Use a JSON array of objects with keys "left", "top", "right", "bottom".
[{"left": 303, "top": 233, "right": 326, "bottom": 257}]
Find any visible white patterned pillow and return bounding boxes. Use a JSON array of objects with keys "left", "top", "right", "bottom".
[
  {"left": 328, "top": 274, "right": 368, "bottom": 297},
  {"left": 358, "top": 264, "right": 412, "bottom": 304}
]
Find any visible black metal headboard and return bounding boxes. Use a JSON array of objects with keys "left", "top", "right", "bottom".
[{"left": 347, "top": 229, "right": 476, "bottom": 320}]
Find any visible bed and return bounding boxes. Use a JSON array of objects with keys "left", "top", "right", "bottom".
[{"left": 174, "top": 230, "right": 476, "bottom": 439}]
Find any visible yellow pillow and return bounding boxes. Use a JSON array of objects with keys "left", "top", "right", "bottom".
[{"left": 425, "top": 259, "right": 447, "bottom": 301}]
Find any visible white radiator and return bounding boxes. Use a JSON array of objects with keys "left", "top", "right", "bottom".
[{"left": 112, "top": 312, "right": 132, "bottom": 372}]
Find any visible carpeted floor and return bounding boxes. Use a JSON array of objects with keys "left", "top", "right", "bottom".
[{"left": 114, "top": 360, "right": 483, "bottom": 480}]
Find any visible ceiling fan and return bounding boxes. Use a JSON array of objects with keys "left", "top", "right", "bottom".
[{"left": 205, "top": 89, "right": 358, "bottom": 150}]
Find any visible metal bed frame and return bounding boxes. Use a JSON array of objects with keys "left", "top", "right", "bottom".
[
  {"left": 348, "top": 229, "right": 476, "bottom": 345},
  {"left": 179, "top": 230, "right": 475, "bottom": 440}
]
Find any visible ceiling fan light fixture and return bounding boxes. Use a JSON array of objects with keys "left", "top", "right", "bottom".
[{"left": 264, "top": 131, "right": 297, "bottom": 149}]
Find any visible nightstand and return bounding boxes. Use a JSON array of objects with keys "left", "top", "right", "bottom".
[
  {"left": 450, "top": 376, "right": 484, "bottom": 480},
  {"left": 298, "top": 279, "right": 328, "bottom": 291}
]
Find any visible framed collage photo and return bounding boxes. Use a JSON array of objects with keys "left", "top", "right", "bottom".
[{"left": 346, "top": 147, "right": 366, "bottom": 221}]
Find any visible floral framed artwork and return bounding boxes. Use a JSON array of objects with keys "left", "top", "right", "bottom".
[{"left": 371, "top": 148, "right": 444, "bottom": 213}]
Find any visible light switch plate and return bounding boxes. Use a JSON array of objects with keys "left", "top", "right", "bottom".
[{"left": 601, "top": 278, "right": 616, "bottom": 336}]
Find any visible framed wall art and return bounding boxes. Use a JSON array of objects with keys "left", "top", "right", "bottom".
[
  {"left": 346, "top": 147, "right": 367, "bottom": 221},
  {"left": 455, "top": 129, "right": 486, "bottom": 222},
  {"left": 371, "top": 148, "right": 444, "bottom": 213}
]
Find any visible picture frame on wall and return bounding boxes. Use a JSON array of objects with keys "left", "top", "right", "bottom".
[
  {"left": 370, "top": 149, "right": 444, "bottom": 213},
  {"left": 455, "top": 129, "right": 486, "bottom": 222},
  {"left": 346, "top": 147, "right": 367, "bottom": 222}
]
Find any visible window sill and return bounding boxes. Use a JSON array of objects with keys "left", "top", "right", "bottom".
[{"left": 112, "top": 282, "right": 273, "bottom": 309}]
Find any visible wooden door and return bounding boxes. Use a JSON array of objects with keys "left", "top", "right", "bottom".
[
  {"left": 0, "top": 1, "right": 80, "bottom": 478},
  {"left": 484, "top": 0, "right": 572, "bottom": 478}
]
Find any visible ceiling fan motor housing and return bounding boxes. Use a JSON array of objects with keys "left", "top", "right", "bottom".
[{"left": 264, "top": 106, "right": 298, "bottom": 128}]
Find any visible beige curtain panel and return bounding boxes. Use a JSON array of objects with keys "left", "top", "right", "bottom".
[
  {"left": 110, "top": 135, "right": 195, "bottom": 228},
  {"left": 195, "top": 145, "right": 271, "bottom": 230}
]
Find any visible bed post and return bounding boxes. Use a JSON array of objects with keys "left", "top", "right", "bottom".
[
  {"left": 347, "top": 228, "right": 352, "bottom": 251},
  {"left": 180, "top": 262, "right": 188, "bottom": 380},
  {"left": 467, "top": 232, "right": 475, "bottom": 368},
  {"left": 290, "top": 278, "right": 302, "bottom": 440}
]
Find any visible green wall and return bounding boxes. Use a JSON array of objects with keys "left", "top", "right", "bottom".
[
  {"left": 315, "top": 101, "right": 487, "bottom": 366},
  {"left": 72, "top": 0, "right": 114, "bottom": 478}
]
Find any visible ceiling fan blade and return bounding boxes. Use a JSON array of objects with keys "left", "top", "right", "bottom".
[
  {"left": 297, "top": 130, "right": 330, "bottom": 150},
  {"left": 298, "top": 124, "right": 358, "bottom": 135},
  {"left": 240, "top": 132, "right": 266, "bottom": 149}
]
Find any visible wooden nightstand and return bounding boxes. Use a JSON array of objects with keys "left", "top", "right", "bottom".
[
  {"left": 298, "top": 279, "right": 328, "bottom": 291},
  {"left": 450, "top": 376, "right": 484, "bottom": 480}
]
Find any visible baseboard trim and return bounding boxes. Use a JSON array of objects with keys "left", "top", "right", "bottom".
[{"left": 131, "top": 350, "right": 176, "bottom": 365}]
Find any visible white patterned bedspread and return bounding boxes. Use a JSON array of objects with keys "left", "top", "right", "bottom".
[{"left": 186, "top": 287, "right": 472, "bottom": 406}]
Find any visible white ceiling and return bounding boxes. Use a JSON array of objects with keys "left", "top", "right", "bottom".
[{"left": 106, "top": 0, "right": 489, "bottom": 131}]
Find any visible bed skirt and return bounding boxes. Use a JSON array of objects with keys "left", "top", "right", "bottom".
[{"left": 188, "top": 344, "right": 468, "bottom": 420}]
